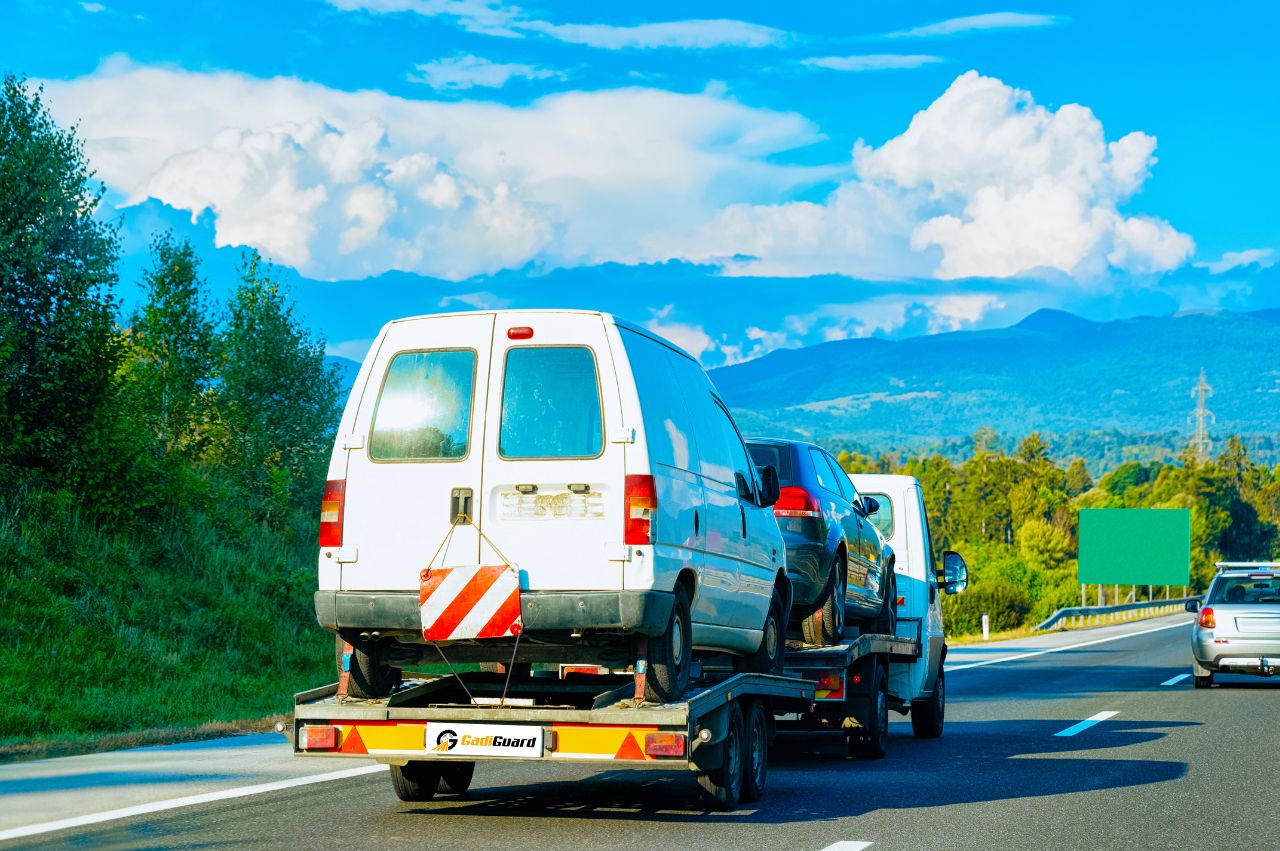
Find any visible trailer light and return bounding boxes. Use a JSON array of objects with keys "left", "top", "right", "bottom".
[
  {"left": 301, "top": 725, "right": 339, "bottom": 750},
  {"left": 698, "top": 727, "right": 712, "bottom": 742},
  {"left": 818, "top": 672, "right": 842, "bottom": 690},
  {"left": 1198, "top": 607, "right": 1216, "bottom": 629},
  {"left": 645, "top": 732, "right": 687, "bottom": 757},
  {"left": 507, "top": 326, "right": 534, "bottom": 340},
  {"left": 850, "top": 674, "right": 862, "bottom": 685},
  {"left": 318, "top": 480, "right": 346, "bottom": 548}
]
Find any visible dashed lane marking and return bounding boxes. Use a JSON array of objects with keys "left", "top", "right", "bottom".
[
  {"left": 1161, "top": 673, "right": 1191, "bottom": 686},
  {"left": 819, "top": 843, "right": 874, "bottom": 851},
  {"left": 1054, "top": 711, "right": 1119, "bottom": 737}
]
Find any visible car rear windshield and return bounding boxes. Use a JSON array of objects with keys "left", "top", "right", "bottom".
[
  {"left": 1210, "top": 575, "right": 1280, "bottom": 604},
  {"left": 500, "top": 346, "right": 603, "bottom": 458},
  {"left": 370, "top": 349, "right": 475, "bottom": 461},
  {"left": 747, "top": 443, "right": 794, "bottom": 484},
  {"left": 863, "top": 492, "right": 894, "bottom": 540}
]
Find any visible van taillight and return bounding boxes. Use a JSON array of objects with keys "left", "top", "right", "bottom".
[
  {"left": 1198, "top": 607, "right": 1215, "bottom": 629},
  {"left": 625, "top": 475, "right": 656, "bottom": 545},
  {"left": 774, "top": 486, "right": 821, "bottom": 518},
  {"left": 319, "top": 480, "right": 346, "bottom": 548}
]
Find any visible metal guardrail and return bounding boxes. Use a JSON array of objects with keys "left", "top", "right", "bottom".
[{"left": 1033, "top": 597, "right": 1198, "bottom": 632}]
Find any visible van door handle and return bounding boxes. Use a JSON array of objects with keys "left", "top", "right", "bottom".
[
  {"left": 740, "top": 504, "right": 746, "bottom": 538},
  {"left": 694, "top": 509, "right": 699, "bottom": 536},
  {"left": 450, "top": 488, "right": 473, "bottom": 524}
]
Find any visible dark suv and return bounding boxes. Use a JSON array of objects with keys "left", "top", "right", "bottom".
[{"left": 746, "top": 438, "right": 896, "bottom": 645}]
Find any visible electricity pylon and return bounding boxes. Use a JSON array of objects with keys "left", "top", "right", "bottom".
[{"left": 1188, "top": 368, "right": 1214, "bottom": 460}]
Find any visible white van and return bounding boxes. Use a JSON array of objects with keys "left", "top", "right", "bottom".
[
  {"left": 315, "top": 310, "right": 789, "bottom": 702},
  {"left": 850, "top": 474, "right": 967, "bottom": 735}
]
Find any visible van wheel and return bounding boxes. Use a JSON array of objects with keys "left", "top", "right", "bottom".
[
  {"left": 744, "top": 588, "right": 786, "bottom": 676},
  {"left": 740, "top": 700, "right": 770, "bottom": 804},
  {"left": 871, "top": 570, "right": 897, "bottom": 637},
  {"left": 645, "top": 586, "right": 692, "bottom": 703},
  {"left": 436, "top": 761, "right": 475, "bottom": 794},
  {"left": 847, "top": 662, "right": 888, "bottom": 760},
  {"left": 390, "top": 762, "right": 442, "bottom": 802},
  {"left": 1194, "top": 673, "right": 1213, "bottom": 689},
  {"left": 696, "top": 701, "right": 744, "bottom": 810},
  {"left": 802, "top": 554, "right": 846, "bottom": 646},
  {"left": 341, "top": 637, "right": 401, "bottom": 699},
  {"left": 910, "top": 669, "right": 945, "bottom": 738}
]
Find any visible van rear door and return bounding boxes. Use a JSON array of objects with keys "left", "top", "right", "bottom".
[
  {"left": 340, "top": 314, "right": 495, "bottom": 591},
  {"left": 477, "top": 315, "right": 625, "bottom": 592}
]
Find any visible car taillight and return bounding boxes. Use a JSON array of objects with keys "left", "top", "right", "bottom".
[
  {"left": 624, "top": 475, "right": 656, "bottom": 545},
  {"left": 774, "top": 486, "right": 821, "bottom": 518},
  {"left": 319, "top": 479, "right": 346, "bottom": 548},
  {"left": 1198, "top": 607, "right": 1215, "bottom": 629}
]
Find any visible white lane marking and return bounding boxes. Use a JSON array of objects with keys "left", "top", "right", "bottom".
[
  {"left": 0, "top": 764, "right": 388, "bottom": 842},
  {"left": 819, "top": 843, "right": 874, "bottom": 851},
  {"left": 946, "top": 619, "right": 1190, "bottom": 672},
  {"left": 1054, "top": 711, "right": 1119, "bottom": 737},
  {"left": 1161, "top": 673, "right": 1191, "bottom": 686}
]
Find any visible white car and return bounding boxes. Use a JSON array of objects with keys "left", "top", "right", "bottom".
[{"left": 314, "top": 310, "right": 789, "bottom": 702}]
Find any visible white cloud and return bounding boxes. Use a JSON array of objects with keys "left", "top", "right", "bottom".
[
  {"left": 326, "top": 338, "right": 376, "bottom": 361},
  {"left": 1195, "top": 248, "right": 1277, "bottom": 275},
  {"left": 643, "top": 305, "right": 716, "bottom": 360},
  {"left": 410, "top": 54, "right": 563, "bottom": 90},
  {"left": 802, "top": 55, "right": 943, "bottom": 72},
  {"left": 81, "top": 2, "right": 106, "bottom": 12},
  {"left": 326, "top": 0, "right": 525, "bottom": 38},
  {"left": 886, "top": 12, "right": 1061, "bottom": 39}
]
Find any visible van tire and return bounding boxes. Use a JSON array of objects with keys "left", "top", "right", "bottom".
[
  {"left": 744, "top": 589, "right": 786, "bottom": 676},
  {"left": 341, "top": 637, "right": 401, "bottom": 699},
  {"left": 910, "top": 669, "right": 945, "bottom": 738},
  {"left": 802, "top": 554, "right": 846, "bottom": 646},
  {"left": 1194, "top": 673, "right": 1213, "bottom": 689},
  {"left": 645, "top": 586, "right": 692, "bottom": 703},
  {"left": 390, "top": 761, "right": 442, "bottom": 802},
  {"left": 436, "top": 761, "right": 476, "bottom": 794},
  {"left": 696, "top": 701, "right": 744, "bottom": 810}
]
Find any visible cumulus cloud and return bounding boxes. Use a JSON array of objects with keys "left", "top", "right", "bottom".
[
  {"left": 1195, "top": 248, "right": 1276, "bottom": 275},
  {"left": 802, "top": 55, "right": 943, "bottom": 72},
  {"left": 885, "top": 12, "right": 1061, "bottom": 39},
  {"left": 409, "top": 54, "right": 563, "bottom": 90}
]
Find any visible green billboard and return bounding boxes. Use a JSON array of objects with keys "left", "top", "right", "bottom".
[{"left": 1078, "top": 508, "right": 1191, "bottom": 585}]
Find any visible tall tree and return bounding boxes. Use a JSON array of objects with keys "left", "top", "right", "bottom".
[{"left": 0, "top": 75, "right": 120, "bottom": 478}]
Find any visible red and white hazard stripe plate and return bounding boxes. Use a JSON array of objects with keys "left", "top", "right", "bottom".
[{"left": 420, "top": 565, "right": 522, "bottom": 641}]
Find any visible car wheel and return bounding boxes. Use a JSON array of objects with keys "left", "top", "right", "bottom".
[
  {"left": 340, "top": 636, "right": 401, "bottom": 699},
  {"left": 802, "top": 554, "right": 846, "bottom": 646},
  {"left": 847, "top": 662, "right": 888, "bottom": 760},
  {"left": 1194, "top": 673, "right": 1214, "bottom": 689},
  {"left": 696, "top": 701, "right": 745, "bottom": 810},
  {"left": 744, "top": 587, "right": 786, "bottom": 675},
  {"left": 910, "top": 669, "right": 945, "bottom": 738},
  {"left": 740, "top": 700, "right": 770, "bottom": 803},
  {"left": 390, "top": 761, "right": 442, "bottom": 802},
  {"left": 645, "top": 585, "right": 693, "bottom": 703},
  {"left": 436, "top": 761, "right": 475, "bottom": 795},
  {"left": 871, "top": 569, "right": 897, "bottom": 637}
]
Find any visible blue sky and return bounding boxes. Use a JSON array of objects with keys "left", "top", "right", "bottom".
[{"left": 6, "top": 1, "right": 1278, "bottom": 364}]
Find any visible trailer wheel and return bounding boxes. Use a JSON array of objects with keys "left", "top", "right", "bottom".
[
  {"left": 744, "top": 588, "right": 786, "bottom": 676},
  {"left": 802, "top": 554, "right": 846, "bottom": 646},
  {"left": 436, "top": 761, "right": 475, "bottom": 795},
  {"left": 645, "top": 586, "right": 692, "bottom": 703},
  {"left": 696, "top": 701, "right": 744, "bottom": 810},
  {"left": 390, "top": 761, "right": 442, "bottom": 802},
  {"left": 740, "top": 701, "right": 770, "bottom": 804},
  {"left": 910, "top": 669, "right": 945, "bottom": 738},
  {"left": 847, "top": 662, "right": 888, "bottom": 760}
]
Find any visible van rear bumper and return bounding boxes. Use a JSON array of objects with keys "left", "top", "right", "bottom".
[{"left": 315, "top": 590, "right": 674, "bottom": 637}]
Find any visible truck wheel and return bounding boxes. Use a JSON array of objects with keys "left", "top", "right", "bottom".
[
  {"left": 910, "top": 669, "right": 945, "bottom": 738},
  {"left": 871, "top": 570, "right": 897, "bottom": 637},
  {"left": 343, "top": 638, "right": 401, "bottom": 699},
  {"left": 436, "top": 761, "right": 475, "bottom": 794},
  {"left": 847, "top": 662, "right": 888, "bottom": 760},
  {"left": 645, "top": 586, "right": 692, "bottom": 703},
  {"left": 802, "top": 554, "right": 846, "bottom": 646},
  {"left": 390, "top": 761, "right": 442, "bottom": 802},
  {"left": 740, "top": 701, "right": 770, "bottom": 804},
  {"left": 744, "top": 588, "right": 786, "bottom": 675},
  {"left": 696, "top": 701, "right": 744, "bottom": 810},
  {"left": 1194, "top": 673, "right": 1214, "bottom": 689}
]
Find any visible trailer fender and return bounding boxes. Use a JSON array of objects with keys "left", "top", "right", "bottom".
[{"left": 689, "top": 700, "right": 734, "bottom": 772}]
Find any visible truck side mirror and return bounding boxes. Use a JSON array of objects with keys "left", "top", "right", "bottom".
[
  {"left": 758, "top": 465, "right": 780, "bottom": 507},
  {"left": 941, "top": 550, "right": 968, "bottom": 595},
  {"left": 861, "top": 496, "right": 879, "bottom": 517},
  {"left": 1185, "top": 599, "right": 1200, "bottom": 613}
]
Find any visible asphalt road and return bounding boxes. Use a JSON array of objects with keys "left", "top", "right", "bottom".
[{"left": 4, "top": 613, "right": 1278, "bottom": 850}]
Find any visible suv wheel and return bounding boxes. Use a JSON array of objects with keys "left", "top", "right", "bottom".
[{"left": 802, "top": 554, "right": 846, "bottom": 646}]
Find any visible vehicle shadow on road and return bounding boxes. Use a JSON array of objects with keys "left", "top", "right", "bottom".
[{"left": 395, "top": 718, "right": 1194, "bottom": 824}]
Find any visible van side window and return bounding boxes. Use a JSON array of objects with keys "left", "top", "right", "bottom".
[
  {"left": 713, "top": 400, "right": 758, "bottom": 500},
  {"left": 671, "top": 359, "right": 735, "bottom": 484},
  {"left": 370, "top": 350, "right": 475, "bottom": 461},
  {"left": 620, "top": 329, "right": 696, "bottom": 471},
  {"left": 500, "top": 346, "right": 603, "bottom": 459}
]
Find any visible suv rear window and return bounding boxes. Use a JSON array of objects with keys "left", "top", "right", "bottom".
[
  {"left": 500, "top": 346, "right": 603, "bottom": 458},
  {"left": 1210, "top": 575, "right": 1280, "bottom": 604},
  {"left": 747, "top": 443, "right": 794, "bottom": 484},
  {"left": 370, "top": 350, "right": 475, "bottom": 461}
]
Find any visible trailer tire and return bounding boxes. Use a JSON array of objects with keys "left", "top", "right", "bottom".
[
  {"left": 802, "top": 554, "right": 846, "bottom": 646},
  {"left": 436, "top": 761, "right": 475, "bottom": 795},
  {"left": 645, "top": 586, "right": 692, "bottom": 703},
  {"left": 696, "top": 701, "right": 744, "bottom": 810},
  {"left": 390, "top": 761, "right": 442, "bottom": 802},
  {"left": 740, "top": 701, "right": 770, "bottom": 804},
  {"left": 847, "top": 662, "right": 888, "bottom": 760},
  {"left": 744, "top": 588, "right": 786, "bottom": 676},
  {"left": 910, "top": 669, "right": 945, "bottom": 739},
  {"left": 343, "top": 639, "right": 402, "bottom": 700}
]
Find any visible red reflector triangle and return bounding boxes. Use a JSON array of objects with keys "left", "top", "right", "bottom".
[
  {"left": 614, "top": 732, "right": 647, "bottom": 761},
  {"left": 339, "top": 725, "right": 367, "bottom": 755}
]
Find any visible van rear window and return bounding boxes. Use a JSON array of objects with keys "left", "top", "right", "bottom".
[
  {"left": 369, "top": 350, "right": 475, "bottom": 461},
  {"left": 500, "top": 347, "right": 603, "bottom": 458}
]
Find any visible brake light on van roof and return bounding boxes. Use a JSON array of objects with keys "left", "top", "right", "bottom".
[
  {"left": 624, "top": 475, "right": 656, "bottom": 545},
  {"left": 319, "top": 480, "right": 346, "bottom": 548},
  {"left": 507, "top": 326, "right": 534, "bottom": 340},
  {"left": 1198, "top": 607, "right": 1216, "bottom": 629},
  {"left": 774, "top": 486, "right": 821, "bottom": 518}
]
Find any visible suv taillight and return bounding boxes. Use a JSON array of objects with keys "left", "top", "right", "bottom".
[
  {"left": 319, "top": 479, "right": 346, "bottom": 548},
  {"left": 774, "top": 486, "right": 821, "bottom": 518},
  {"left": 625, "top": 475, "right": 656, "bottom": 545},
  {"left": 1198, "top": 607, "right": 1215, "bottom": 629}
]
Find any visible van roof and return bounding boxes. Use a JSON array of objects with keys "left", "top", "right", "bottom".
[
  {"left": 382, "top": 309, "right": 698, "bottom": 363},
  {"left": 849, "top": 473, "right": 921, "bottom": 491}
]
